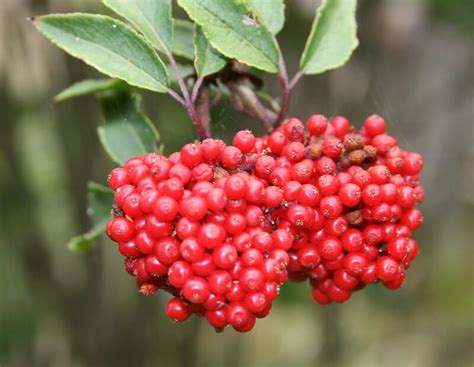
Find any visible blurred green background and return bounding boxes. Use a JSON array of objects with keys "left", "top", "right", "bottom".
[{"left": 1, "top": 0, "right": 473, "bottom": 366}]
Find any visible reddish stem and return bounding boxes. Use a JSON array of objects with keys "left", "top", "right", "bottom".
[
  {"left": 166, "top": 52, "right": 210, "bottom": 140},
  {"left": 274, "top": 55, "right": 290, "bottom": 128}
]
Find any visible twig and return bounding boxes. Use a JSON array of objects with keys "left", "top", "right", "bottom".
[
  {"left": 191, "top": 76, "right": 205, "bottom": 104},
  {"left": 166, "top": 52, "right": 209, "bottom": 140},
  {"left": 274, "top": 45, "right": 291, "bottom": 128},
  {"left": 228, "top": 82, "right": 275, "bottom": 132},
  {"left": 166, "top": 88, "right": 186, "bottom": 107},
  {"left": 195, "top": 84, "right": 212, "bottom": 138},
  {"left": 289, "top": 70, "right": 304, "bottom": 90}
]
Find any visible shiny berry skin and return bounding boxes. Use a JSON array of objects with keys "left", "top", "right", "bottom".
[
  {"left": 327, "top": 282, "right": 352, "bottom": 302},
  {"left": 333, "top": 269, "right": 359, "bottom": 290},
  {"left": 331, "top": 116, "right": 350, "bottom": 137},
  {"left": 226, "top": 302, "right": 252, "bottom": 331},
  {"left": 155, "top": 237, "right": 180, "bottom": 265},
  {"left": 317, "top": 237, "right": 343, "bottom": 260},
  {"left": 107, "top": 218, "right": 134, "bottom": 242},
  {"left": 339, "top": 183, "right": 361, "bottom": 207},
  {"left": 176, "top": 217, "right": 200, "bottom": 240},
  {"left": 213, "top": 244, "right": 238, "bottom": 269},
  {"left": 220, "top": 146, "right": 242, "bottom": 169},
  {"left": 225, "top": 175, "right": 247, "bottom": 199},
  {"left": 401, "top": 208, "right": 423, "bottom": 230},
  {"left": 179, "top": 237, "right": 204, "bottom": 263},
  {"left": 239, "top": 268, "right": 265, "bottom": 292},
  {"left": 288, "top": 205, "right": 311, "bottom": 227},
  {"left": 341, "top": 229, "right": 363, "bottom": 252},
  {"left": 297, "top": 244, "right": 321, "bottom": 268},
  {"left": 168, "top": 260, "right": 193, "bottom": 288},
  {"left": 244, "top": 292, "right": 267, "bottom": 313},
  {"left": 182, "top": 277, "right": 210, "bottom": 304},
  {"left": 402, "top": 153, "right": 423, "bottom": 175},
  {"left": 307, "top": 114, "right": 327, "bottom": 136},
  {"left": 205, "top": 309, "right": 227, "bottom": 329},
  {"left": 179, "top": 196, "right": 208, "bottom": 221},
  {"left": 317, "top": 175, "right": 340, "bottom": 196},
  {"left": 208, "top": 270, "right": 232, "bottom": 295},
  {"left": 343, "top": 252, "right": 367, "bottom": 276},
  {"left": 232, "top": 130, "right": 255, "bottom": 153},
  {"left": 192, "top": 254, "right": 215, "bottom": 277},
  {"left": 320, "top": 196, "right": 343, "bottom": 218},
  {"left": 263, "top": 186, "right": 283, "bottom": 207},
  {"left": 312, "top": 288, "right": 331, "bottom": 305},
  {"left": 166, "top": 297, "right": 191, "bottom": 322},
  {"left": 144, "top": 255, "right": 168, "bottom": 276},
  {"left": 198, "top": 223, "right": 225, "bottom": 249},
  {"left": 283, "top": 118, "right": 305, "bottom": 141},
  {"left": 272, "top": 229, "right": 293, "bottom": 251},
  {"left": 154, "top": 196, "right": 179, "bottom": 222},
  {"left": 108, "top": 167, "right": 130, "bottom": 190},
  {"left": 364, "top": 115, "right": 386, "bottom": 137},
  {"left": 118, "top": 240, "right": 141, "bottom": 257},
  {"left": 180, "top": 143, "right": 203, "bottom": 168},
  {"left": 376, "top": 256, "right": 400, "bottom": 282},
  {"left": 135, "top": 231, "right": 155, "bottom": 254}
]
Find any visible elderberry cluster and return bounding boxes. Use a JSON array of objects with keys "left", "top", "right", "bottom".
[{"left": 106, "top": 114, "right": 424, "bottom": 332}]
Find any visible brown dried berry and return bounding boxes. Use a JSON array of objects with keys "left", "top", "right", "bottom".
[
  {"left": 346, "top": 209, "right": 364, "bottom": 225},
  {"left": 343, "top": 134, "right": 365, "bottom": 151},
  {"left": 348, "top": 149, "right": 367, "bottom": 165},
  {"left": 111, "top": 204, "right": 125, "bottom": 218},
  {"left": 307, "top": 143, "right": 323, "bottom": 159},
  {"left": 364, "top": 145, "right": 377, "bottom": 159}
]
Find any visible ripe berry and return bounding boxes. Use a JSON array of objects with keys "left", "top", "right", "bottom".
[
  {"left": 339, "top": 183, "right": 361, "bottom": 207},
  {"left": 198, "top": 223, "right": 225, "bottom": 249},
  {"left": 232, "top": 130, "right": 256, "bottom": 153},
  {"left": 182, "top": 277, "right": 210, "bottom": 304},
  {"left": 213, "top": 244, "right": 238, "bottom": 269},
  {"left": 307, "top": 114, "right": 327, "bottom": 136},
  {"left": 375, "top": 256, "right": 400, "bottom": 282},
  {"left": 364, "top": 115, "right": 386, "bottom": 137},
  {"left": 107, "top": 218, "right": 134, "bottom": 242},
  {"left": 166, "top": 297, "right": 191, "bottom": 322},
  {"left": 208, "top": 270, "right": 232, "bottom": 295}
]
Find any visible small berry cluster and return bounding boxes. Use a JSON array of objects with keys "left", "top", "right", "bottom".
[{"left": 106, "top": 114, "right": 424, "bottom": 332}]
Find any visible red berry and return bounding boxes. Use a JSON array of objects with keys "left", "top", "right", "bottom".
[
  {"left": 307, "top": 114, "right": 327, "bottom": 136},
  {"left": 166, "top": 297, "right": 191, "bottom": 322},
  {"left": 232, "top": 130, "right": 256, "bottom": 153},
  {"left": 364, "top": 115, "right": 386, "bottom": 137},
  {"left": 376, "top": 256, "right": 400, "bottom": 282},
  {"left": 182, "top": 276, "right": 210, "bottom": 304},
  {"left": 107, "top": 218, "right": 135, "bottom": 242}
]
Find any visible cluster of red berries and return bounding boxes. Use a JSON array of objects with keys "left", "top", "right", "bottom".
[{"left": 106, "top": 114, "right": 424, "bottom": 332}]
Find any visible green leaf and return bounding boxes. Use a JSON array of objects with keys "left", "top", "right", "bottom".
[
  {"left": 173, "top": 20, "right": 195, "bottom": 60},
  {"left": 98, "top": 91, "right": 161, "bottom": 165},
  {"left": 177, "top": 0, "right": 279, "bottom": 72},
  {"left": 244, "top": 0, "right": 285, "bottom": 35},
  {"left": 67, "top": 182, "right": 114, "bottom": 253},
  {"left": 34, "top": 13, "right": 169, "bottom": 92},
  {"left": 54, "top": 78, "right": 128, "bottom": 102},
  {"left": 194, "top": 26, "right": 227, "bottom": 77},
  {"left": 300, "top": 0, "right": 359, "bottom": 74},
  {"left": 103, "top": 0, "right": 173, "bottom": 54}
]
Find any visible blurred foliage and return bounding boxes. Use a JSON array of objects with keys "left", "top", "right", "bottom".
[
  {"left": 429, "top": 0, "right": 474, "bottom": 33},
  {"left": 1, "top": 0, "right": 473, "bottom": 366}
]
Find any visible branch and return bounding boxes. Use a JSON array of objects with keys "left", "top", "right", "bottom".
[
  {"left": 274, "top": 44, "right": 291, "bottom": 128},
  {"left": 191, "top": 76, "right": 205, "bottom": 104},
  {"left": 228, "top": 82, "right": 275, "bottom": 132},
  {"left": 289, "top": 70, "right": 304, "bottom": 90},
  {"left": 166, "top": 52, "right": 210, "bottom": 140}
]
